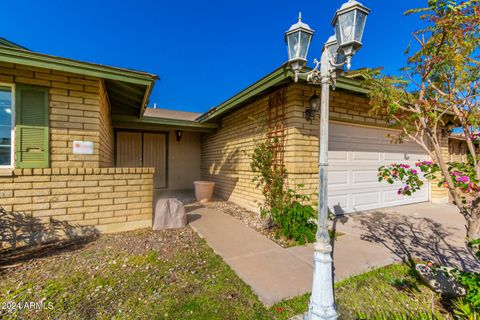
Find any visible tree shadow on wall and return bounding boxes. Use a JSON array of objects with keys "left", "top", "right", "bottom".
[
  {"left": 205, "top": 148, "right": 241, "bottom": 201},
  {"left": 0, "top": 207, "right": 99, "bottom": 269},
  {"left": 335, "top": 210, "right": 480, "bottom": 271}
]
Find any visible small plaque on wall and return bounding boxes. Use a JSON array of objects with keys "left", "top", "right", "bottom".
[{"left": 73, "top": 141, "right": 94, "bottom": 155}]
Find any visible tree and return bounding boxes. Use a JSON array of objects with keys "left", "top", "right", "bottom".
[{"left": 368, "top": 0, "right": 480, "bottom": 240}]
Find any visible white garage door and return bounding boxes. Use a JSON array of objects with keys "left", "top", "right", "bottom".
[{"left": 328, "top": 122, "right": 429, "bottom": 214}]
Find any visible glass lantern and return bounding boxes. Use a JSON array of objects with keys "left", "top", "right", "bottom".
[
  {"left": 285, "top": 13, "right": 314, "bottom": 71},
  {"left": 332, "top": 0, "right": 370, "bottom": 59}
]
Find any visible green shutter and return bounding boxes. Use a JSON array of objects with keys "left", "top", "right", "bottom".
[{"left": 15, "top": 85, "right": 49, "bottom": 168}]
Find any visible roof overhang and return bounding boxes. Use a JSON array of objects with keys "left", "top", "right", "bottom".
[
  {"left": 196, "top": 64, "right": 370, "bottom": 123},
  {"left": 112, "top": 114, "right": 218, "bottom": 133},
  {"left": 0, "top": 46, "right": 158, "bottom": 116}
]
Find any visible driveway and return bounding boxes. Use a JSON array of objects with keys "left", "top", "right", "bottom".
[{"left": 188, "top": 202, "right": 480, "bottom": 306}]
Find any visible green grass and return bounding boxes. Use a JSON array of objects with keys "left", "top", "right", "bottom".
[
  {"left": 270, "top": 264, "right": 449, "bottom": 320},
  {"left": 0, "top": 229, "right": 452, "bottom": 320}
]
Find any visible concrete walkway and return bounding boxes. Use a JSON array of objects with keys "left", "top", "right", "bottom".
[{"left": 187, "top": 202, "right": 480, "bottom": 306}]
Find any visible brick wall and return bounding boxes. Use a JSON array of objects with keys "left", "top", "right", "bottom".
[
  {"left": 201, "top": 82, "right": 450, "bottom": 212},
  {"left": 201, "top": 89, "right": 272, "bottom": 212},
  {"left": 0, "top": 168, "right": 153, "bottom": 233},
  {"left": 0, "top": 63, "right": 153, "bottom": 235},
  {"left": 282, "top": 84, "right": 389, "bottom": 199},
  {"left": 0, "top": 62, "right": 110, "bottom": 168}
]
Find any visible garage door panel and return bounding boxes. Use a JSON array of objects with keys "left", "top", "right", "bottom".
[
  {"left": 329, "top": 170, "right": 348, "bottom": 186},
  {"left": 329, "top": 150, "right": 349, "bottom": 161},
  {"left": 408, "top": 153, "right": 427, "bottom": 161},
  {"left": 352, "top": 191, "right": 381, "bottom": 207},
  {"left": 384, "top": 152, "right": 409, "bottom": 161},
  {"left": 382, "top": 186, "right": 429, "bottom": 201},
  {"left": 352, "top": 151, "right": 381, "bottom": 161},
  {"left": 328, "top": 122, "right": 429, "bottom": 214},
  {"left": 352, "top": 170, "right": 379, "bottom": 184}
]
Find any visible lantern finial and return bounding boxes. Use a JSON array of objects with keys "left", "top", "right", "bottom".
[{"left": 298, "top": 12, "right": 302, "bottom": 21}]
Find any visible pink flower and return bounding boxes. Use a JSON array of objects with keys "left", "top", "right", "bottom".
[
  {"left": 411, "top": 169, "right": 418, "bottom": 175},
  {"left": 416, "top": 161, "right": 432, "bottom": 166},
  {"left": 397, "top": 189, "right": 403, "bottom": 195},
  {"left": 456, "top": 175, "right": 470, "bottom": 183}
]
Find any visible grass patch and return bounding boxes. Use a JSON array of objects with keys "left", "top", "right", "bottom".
[
  {"left": 0, "top": 228, "right": 454, "bottom": 319},
  {"left": 270, "top": 264, "right": 449, "bottom": 320},
  {"left": 0, "top": 228, "right": 270, "bottom": 320}
]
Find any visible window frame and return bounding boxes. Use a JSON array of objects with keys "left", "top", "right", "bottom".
[{"left": 0, "top": 82, "right": 15, "bottom": 169}]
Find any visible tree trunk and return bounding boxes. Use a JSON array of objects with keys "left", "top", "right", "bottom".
[{"left": 467, "top": 196, "right": 480, "bottom": 240}]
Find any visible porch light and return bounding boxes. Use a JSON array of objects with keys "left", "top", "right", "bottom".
[
  {"left": 305, "top": 92, "right": 320, "bottom": 121},
  {"left": 175, "top": 130, "right": 183, "bottom": 142},
  {"left": 332, "top": 0, "right": 370, "bottom": 69},
  {"left": 285, "top": 12, "right": 314, "bottom": 72}
]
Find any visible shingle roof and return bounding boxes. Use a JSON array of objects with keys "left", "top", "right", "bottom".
[
  {"left": 0, "top": 37, "right": 30, "bottom": 51},
  {"left": 143, "top": 108, "right": 202, "bottom": 121}
]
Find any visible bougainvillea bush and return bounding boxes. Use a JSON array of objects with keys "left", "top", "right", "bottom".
[
  {"left": 368, "top": 0, "right": 480, "bottom": 241},
  {"left": 379, "top": 156, "right": 480, "bottom": 241},
  {"left": 379, "top": 157, "right": 480, "bottom": 198}
]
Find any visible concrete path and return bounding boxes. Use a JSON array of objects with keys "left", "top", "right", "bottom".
[{"left": 187, "top": 202, "right": 480, "bottom": 306}]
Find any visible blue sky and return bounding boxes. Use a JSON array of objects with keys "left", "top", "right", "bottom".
[{"left": 1, "top": 0, "right": 426, "bottom": 113}]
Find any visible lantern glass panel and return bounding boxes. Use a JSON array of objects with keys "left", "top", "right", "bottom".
[
  {"left": 334, "top": 21, "right": 342, "bottom": 45},
  {"left": 299, "top": 31, "right": 312, "bottom": 60},
  {"left": 309, "top": 94, "right": 320, "bottom": 112},
  {"left": 339, "top": 10, "right": 355, "bottom": 44},
  {"left": 354, "top": 10, "right": 367, "bottom": 42},
  {"left": 287, "top": 32, "right": 299, "bottom": 60}
]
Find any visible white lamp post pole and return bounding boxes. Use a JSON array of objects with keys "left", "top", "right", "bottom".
[
  {"left": 306, "top": 42, "right": 338, "bottom": 320},
  {"left": 284, "top": 2, "right": 370, "bottom": 319}
]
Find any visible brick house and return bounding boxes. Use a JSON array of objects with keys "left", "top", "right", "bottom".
[
  {"left": 198, "top": 66, "right": 450, "bottom": 214},
  {"left": 0, "top": 38, "right": 215, "bottom": 235},
  {"left": 0, "top": 37, "right": 451, "bottom": 238}
]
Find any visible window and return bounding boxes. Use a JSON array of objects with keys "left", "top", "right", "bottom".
[{"left": 0, "top": 85, "right": 13, "bottom": 167}]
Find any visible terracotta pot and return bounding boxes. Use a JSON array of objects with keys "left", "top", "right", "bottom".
[{"left": 194, "top": 181, "right": 215, "bottom": 203}]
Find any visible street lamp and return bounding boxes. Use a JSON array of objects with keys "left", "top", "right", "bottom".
[
  {"left": 285, "top": 1, "right": 370, "bottom": 320},
  {"left": 285, "top": 13, "right": 314, "bottom": 78}
]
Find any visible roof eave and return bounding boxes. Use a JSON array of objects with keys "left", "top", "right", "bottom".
[
  {"left": 196, "top": 64, "right": 294, "bottom": 123},
  {"left": 0, "top": 46, "right": 158, "bottom": 86},
  {"left": 112, "top": 114, "right": 219, "bottom": 132},
  {"left": 196, "top": 64, "right": 370, "bottom": 123}
]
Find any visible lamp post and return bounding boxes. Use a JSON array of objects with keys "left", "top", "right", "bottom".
[{"left": 285, "top": 1, "right": 370, "bottom": 319}]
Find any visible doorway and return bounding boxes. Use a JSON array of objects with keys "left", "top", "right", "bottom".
[{"left": 116, "top": 131, "right": 167, "bottom": 189}]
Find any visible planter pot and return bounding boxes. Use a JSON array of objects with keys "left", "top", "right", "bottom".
[{"left": 194, "top": 181, "right": 215, "bottom": 203}]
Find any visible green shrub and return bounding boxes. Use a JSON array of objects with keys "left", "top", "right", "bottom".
[
  {"left": 457, "top": 271, "right": 480, "bottom": 312},
  {"left": 272, "top": 188, "right": 317, "bottom": 245},
  {"left": 250, "top": 137, "right": 286, "bottom": 219},
  {"left": 453, "top": 298, "right": 479, "bottom": 320},
  {"left": 468, "top": 239, "right": 480, "bottom": 261},
  {"left": 250, "top": 137, "right": 317, "bottom": 244}
]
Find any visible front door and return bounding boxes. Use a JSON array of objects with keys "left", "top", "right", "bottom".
[
  {"left": 116, "top": 131, "right": 142, "bottom": 167},
  {"left": 143, "top": 133, "right": 167, "bottom": 188},
  {"left": 116, "top": 131, "right": 167, "bottom": 189}
]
